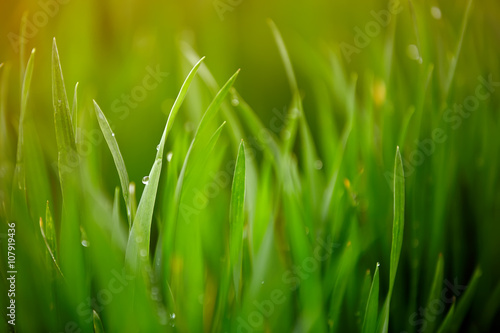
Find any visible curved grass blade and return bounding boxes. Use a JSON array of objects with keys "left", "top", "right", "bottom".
[
  {"left": 0, "top": 63, "right": 13, "bottom": 170},
  {"left": 19, "top": 12, "right": 29, "bottom": 85},
  {"left": 268, "top": 19, "right": 298, "bottom": 92},
  {"left": 389, "top": 146, "right": 405, "bottom": 295},
  {"left": 72, "top": 82, "right": 79, "bottom": 136},
  {"left": 13, "top": 48, "right": 35, "bottom": 192},
  {"left": 39, "top": 217, "right": 64, "bottom": 277},
  {"left": 443, "top": 0, "right": 473, "bottom": 98},
  {"left": 93, "top": 310, "right": 105, "bottom": 333},
  {"left": 362, "top": 263, "right": 380, "bottom": 333},
  {"left": 321, "top": 73, "right": 356, "bottom": 220},
  {"left": 93, "top": 100, "right": 131, "bottom": 225},
  {"left": 359, "top": 268, "right": 372, "bottom": 328},
  {"left": 175, "top": 69, "right": 240, "bottom": 200},
  {"left": 230, "top": 140, "right": 246, "bottom": 299},
  {"left": 212, "top": 140, "right": 245, "bottom": 332},
  {"left": 52, "top": 38, "right": 77, "bottom": 157},
  {"left": 125, "top": 57, "right": 205, "bottom": 272},
  {"left": 267, "top": 20, "right": 322, "bottom": 223},
  {"left": 179, "top": 41, "right": 244, "bottom": 143},
  {"left": 436, "top": 301, "right": 455, "bottom": 333},
  {"left": 52, "top": 40, "right": 89, "bottom": 328},
  {"left": 425, "top": 254, "right": 444, "bottom": 332},
  {"left": 378, "top": 146, "right": 405, "bottom": 333},
  {"left": 45, "top": 201, "right": 58, "bottom": 260},
  {"left": 450, "top": 266, "right": 482, "bottom": 332},
  {"left": 194, "top": 69, "right": 239, "bottom": 141}
]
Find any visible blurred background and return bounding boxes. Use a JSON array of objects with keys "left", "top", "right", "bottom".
[{"left": 1, "top": 0, "right": 499, "bottom": 195}]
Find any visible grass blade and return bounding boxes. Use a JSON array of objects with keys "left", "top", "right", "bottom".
[
  {"left": 362, "top": 263, "right": 380, "bottom": 333},
  {"left": 13, "top": 48, "right": 35, "bottom": 192},
  {"left": 72, "top": 82, "right": 79, "bottom": 136},
  {"left": 450, "top": 267, "right": 482, "bottom": 332},
  {"left": 52, "top": 38, "right": 77, "bottom": 157},
  {"left": 443, "top": 0, "right": 473, "bottom": 98},
  {"left": 125, "top": 57, "right": 205, "bottom": 272},
  {"left": 45, "top": 201, "right": 58, "bottom": 261},
  {"left": 93, "top": 100, "right": 131, "bottom": 226},
  {"left": 378, "top": 146, "right": 405, "bottom": 333},
  {"left": 389, "top": 146, "right": 405, "bottom": 294},
  {"left": 229, "top": 140, "right": 246, "bottom": 299},
  {"left": 19, "top": 12, "right": 29, "bottom": 85},
  {"left": 212, "top": 140, "right": 245, "bottom": 332},
  {"left": 268, "top": 19, "right": 298, "bottom": 92},
  {"left": 175, "top": 69, "right": 240, "bottom": 200},
  {"left": 425, "top": 254, "right": 444, "bottom": 332},
  {"left": 436, "top": 301, "right": 455, "bottom": 333},
  {"left": 93, "top": 310, "right": 105, "bottom": 333},
  {"left": 39, "top": 217, "right": 64, "bottom": 277},
  {"left": 52, "top": 39, "right": 89, "bottom": 331}
]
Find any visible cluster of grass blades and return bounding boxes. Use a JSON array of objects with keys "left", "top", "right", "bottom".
[{"left": 1, "top": 2, "right": 500, "bottom": 332}]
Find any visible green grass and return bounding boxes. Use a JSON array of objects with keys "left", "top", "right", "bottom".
[{"left": 1, "top": 0, "right": 500, "bottom": 332}]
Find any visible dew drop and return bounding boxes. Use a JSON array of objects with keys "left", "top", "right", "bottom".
[
  {"left": 430, "top": 6, "right": 442, "bottom": 20},
  {"left": 156, "top": 144, "right": 160, "bottom": 151},
  {"left": 111, "top": 132, "right": 115, "bottom": 137},
  {"left": 81, "top": 240, "right": 89, "bottom": 247},
  {"left": 166, "top": 152, "right": 173, "bottom": 162},
  {"left": 140, "top": 249, "right": 148, "bottom": 257},
  {"left": 231, "top": 98, "right": 240, "bottom": 106},
  {"left": 261, "top": 281, "right": 265, "bottom": 285},
  {"left": 406, "top": 44, "right": 422, "bottom": 63},
  {"left": 142, "top": 176, "right": 150, "bottom": 185},
  {"left": 314, "top": 160, "right": 323, "bottom": 170},
  {"left": 168, "top": 313, "right": 176, "bottom": 327}
]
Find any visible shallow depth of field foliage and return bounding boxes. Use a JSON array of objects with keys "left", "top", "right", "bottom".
[{"left": 0, "top": 0, "right": 499, "bottom": 332}]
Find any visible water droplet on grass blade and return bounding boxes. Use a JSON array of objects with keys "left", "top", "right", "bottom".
[
  {"left": 314, "top": 160, "right": 323, "bottom": 170},
  {"left": 407, "top": 44, "right": 422, "bottom": 63},
  {"left": 156, "top": 144, "right": 160, "bottom": 151},
  {"left": 142, "top": 176, "right": 150, "bottom": 184},
  {"left": 231, "top": 98, "right": 239, "bottom": 106},
  {"left": 431, "top": 6, "right": 442, "bottom": 19},
  {"left": 168, "top": 313, "right": 176, "bottom": 327},
  {"left": 166, "top": 152, "right": 173, "bottom": 162},
  {"left": 81, "top": 240, "right": 89, "bottom": 247},
  {"left": 111, "top": 132, "right": 115, "bottom": 137}
]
